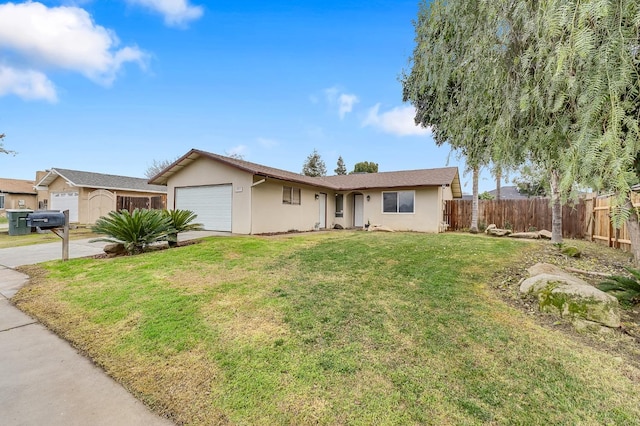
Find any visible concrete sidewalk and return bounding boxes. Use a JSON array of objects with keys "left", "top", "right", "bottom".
[{"left": 0, "top": 230, "right": 224, "bottom": 425}]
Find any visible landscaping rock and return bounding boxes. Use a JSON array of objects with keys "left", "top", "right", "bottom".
[
  {"left": 487, "top": 228, "right": 511, "bottom": 237},
  {"left": 485, "top": 224, "right": 497, "bottom": 233},
  {"left": 520, "top": 262, "right": 620, "bottom": 328},
  {"left": 104, "top": 243, "right": 126, "bottom": 256},
  {"left": 509, "top": 232, "right": 540, "bottom": 239},
  {"left": 538, "top": 230, "right": 552, "bottom": 239},
  {"left": 538, "top": 283, "right": 620, "bottom": 328},
  {"left": 333, "top": 224, "right": 344, "bottom": 229},
  {"left": 561, "top": 246, "right": 581, "bottom": 258}
]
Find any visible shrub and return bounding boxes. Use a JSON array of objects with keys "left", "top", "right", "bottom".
[
  {"left": 92, "top": 209, "right": 172, "bottom": 254},
  {"left": 163, "top": 209, "right": 203, "bottom": 247},
  {"left": 598, "top": 267, "right": 640, "bottom": 306}
]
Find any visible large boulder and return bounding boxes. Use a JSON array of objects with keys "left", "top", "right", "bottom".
[
  {"left": 520, "top": 263, "right": 620, "bottom": 328},
  {"left": 487, "top": 228, "right": 511, "bottom": 237},
  {"left": 538, "top": 284, "right": 620, "bottom": 328},
  {"left": 538, "top": 230, "right": 552, "bottom": 239},
  {"left": 104, "top": 243, "right": 126, "bottom": 256}
]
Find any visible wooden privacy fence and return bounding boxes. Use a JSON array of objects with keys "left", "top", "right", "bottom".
[
  {"left": 590, "top": 193, "right": 640, "bottom": 251},
  {"left": 445, "top": 194, "right": 640, "bottom": 252},
  {"left": 444, "top": 198, "right": 588, "bottom": 239},
  {"left": 116, "top": 195, "right": 166, "bottom": 212}
]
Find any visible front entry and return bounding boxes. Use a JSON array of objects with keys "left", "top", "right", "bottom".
[
  {"left": 318, "top": 193, "right": 327, "bottom": 229},
  {"left": 354, "top": 194, "right": 364, "bottom": 228}
]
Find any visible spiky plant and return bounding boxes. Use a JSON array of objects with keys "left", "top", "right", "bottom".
[
  {"left": 163, "top": 209, "right": 203, "bottom": 248},
  {"left": 598, "top": 267, "right": 640, "bottom": 306},
  {"left": 92, "top": 209, "right": 173, "bottom": 254}
]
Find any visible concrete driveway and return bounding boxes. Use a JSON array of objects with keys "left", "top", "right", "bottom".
[{"left": 0, "top": 230, "right": 224, "bottom": 425}]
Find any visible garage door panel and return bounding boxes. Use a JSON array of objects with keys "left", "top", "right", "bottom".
[
  {"left": 51, "top": 192, "right": 79, "bottom": 222},
  {"left": 175, "top": 185, "right": 232, "bottom": 232}
]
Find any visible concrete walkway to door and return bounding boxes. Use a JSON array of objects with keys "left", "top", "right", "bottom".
[{"left": 0, "top": 230, "right": 224, "bottom": 425}]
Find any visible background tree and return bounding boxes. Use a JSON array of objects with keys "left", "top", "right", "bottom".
[
  {"left": 351, "top": 161, "right": 378, "bottom": 174},
  {"left": 145, "top": 158, "right": 178, "bottom": 179},
  {"left": 334, "top": 156, "right": 347, "bottom": 175},
  {"left": 513, "top": 163, "right": 548, "bottom": 197},
  {"left": 0, "top": 133, "right": 16, "bottom": 156},
  {"left": 225, "top": 151, "right": 245, "bottom": 160},
  {"left": 302, "top": 149, "right": 327, "bottom": 177}
]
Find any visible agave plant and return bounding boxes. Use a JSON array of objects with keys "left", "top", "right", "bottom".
[
  {"left": 598, "top": 267, "right": 640, "bottom": 306},
  {"left": 92, "top": 209, "right": 173, "bottom": 254},
  {"left": 163, "top": 209, "right": 203, "bottom": 248}
]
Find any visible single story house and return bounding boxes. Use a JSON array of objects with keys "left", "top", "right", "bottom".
[
  {"left": 35, "top": 168, "right": 167, "bottom": 224},
  {"left": 149, "top": 149, "right": 462, "bottom": 234},
  {"left": 0, "top": 178, "right": 37, "bottom": 215}
]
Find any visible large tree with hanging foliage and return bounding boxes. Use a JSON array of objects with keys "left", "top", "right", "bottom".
[
  {"left": 402, "top": 0, "right": 506, "bottom": 233},
  {"left": 404, "top": 0, "right": 640, "bottom": 249}
]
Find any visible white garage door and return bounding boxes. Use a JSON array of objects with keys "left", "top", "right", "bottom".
[
  {"left": 175, "top": 185, "right": 232, "bottom": 232},
  {"left": 50, "top": 192, "right": 79, "bottom": 222}
]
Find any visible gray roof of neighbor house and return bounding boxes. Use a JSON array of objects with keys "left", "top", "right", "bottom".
[
  {"left": 0, "top": 178, "right": 36, "bottom": 195},
  {"left": 461, "top": 185, "right": 536, "bottom": 200},
  {"left": 149, "top": 148, "right": 462, "bottom": 198},
  {"left": 36, "top": 168, "right": 167, "bottom": 193}
]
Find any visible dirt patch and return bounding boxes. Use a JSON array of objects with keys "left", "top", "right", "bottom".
[{"left": 492, "top": 238, "right": 640, "bottom": 367}]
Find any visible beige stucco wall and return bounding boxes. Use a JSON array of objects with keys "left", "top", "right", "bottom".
[
  {"left": 166, "top": 157, "right": 254, "bottom": 234},
  {"left": 337, "top": 187, "right": 442, "bottom": 233},
  {"left": 250, "top": 179, "right": 336, "bottom": 234},
  {"left": 0, "top": 193, "right": 37, "bottom": 214}
]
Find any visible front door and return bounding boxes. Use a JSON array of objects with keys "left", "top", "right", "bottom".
[
  {"left": 318, "top": 193, "right": 327, "bottom": 229},
  {"left": 354, "top": 194, "right": 364, "bottom": 227}
]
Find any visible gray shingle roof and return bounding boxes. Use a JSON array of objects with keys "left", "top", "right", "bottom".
[
  {"left": 149, "top": 149, "right": 462, "bottom": 197},
  {"left": 37, "top": 168, "right": 167, "bottom": 193}
]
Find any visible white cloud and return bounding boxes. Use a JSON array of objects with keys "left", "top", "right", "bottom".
[
  {"left": 125, "top": 0, "right": 204, "bottom": 27},
  {"left": 362, "top": 104, "right": 432, "bottom": 136},
  {"left": 323, "top": 86, "right": 358, "bottom": 119},
  {"left": 257, "top": 137, "right": 279, "bottom": 148},
  {"left": 338, "top": 93, "right": 359, "bottom": 119},
  {"left": 0, "top": 65, "right": 57, "bottom": 102},
  {"left": 0, "top": 2, "right": 147, "bottom": 87}
]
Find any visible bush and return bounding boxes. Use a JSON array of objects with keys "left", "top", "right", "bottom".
[
  {"left": 163, "top": 209, "right": 203, "bottom": 247},
  {"left": 598, "top": 267, "right": 640, "bottom": 306},
  {"left": 92, "top": 209, "right": 172, "bottom": 254}
]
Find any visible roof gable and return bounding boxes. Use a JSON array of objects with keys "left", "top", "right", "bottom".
[
  {"left": 36, "top": 168, "right": 167, "bottom": 193},
  {"left": 149, "top": 148, "right": 462, "bottom": 197}
]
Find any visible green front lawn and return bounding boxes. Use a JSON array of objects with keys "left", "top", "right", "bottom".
[{"left": 14, "top": 232, "right": 640, "bottom": 425}]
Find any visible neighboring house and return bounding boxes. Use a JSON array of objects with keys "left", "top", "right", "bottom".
[
  {"left": 149, "top": 149, "right": 462, "bottom": 234},
  {"left": 0, "top": 178, "right": 37, "bottom": 215},
  {"left": 35, "top": 168, "right": 167, "bottom": 224},
  {"left": 462, "top": 185, "right": 532, "bottom": 200}
]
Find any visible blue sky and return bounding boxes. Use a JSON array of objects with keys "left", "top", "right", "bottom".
[{"left": 0, "top": 0, "right": 501, "bottom": 193}]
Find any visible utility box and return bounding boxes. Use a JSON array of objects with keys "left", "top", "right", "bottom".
[
  {"left": 27, "top": 211, "right": 66, "bottom": 229},
  {"left": 6, "top": 209, "right": 34, "bottom": 236}
]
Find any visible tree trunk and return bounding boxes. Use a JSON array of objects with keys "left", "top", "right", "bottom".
[
  {"left": 470, "top": 166, "right": 479, "bottom": 233},
  {"left": 495, "top": 169, "right": 502, "bottom": 200},
  {"left": 625, "top": 196, "right": 640, "bottom": 267},
  {"left": 549, "top": 168, "right": 563, "bottom": 243}
]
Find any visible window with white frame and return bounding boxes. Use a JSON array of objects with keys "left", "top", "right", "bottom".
[
  {"left": 283, "top": 186, "right": 301, "bottom": 205},
  {"left": 335, "top": 194, "right": 344, "bottom": 217},
  {"left": 383, "top": 191, "right": 414, "bottom": 213},
  {"left": 0, "top": 194, "right": 4, "bottom": 209}
]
